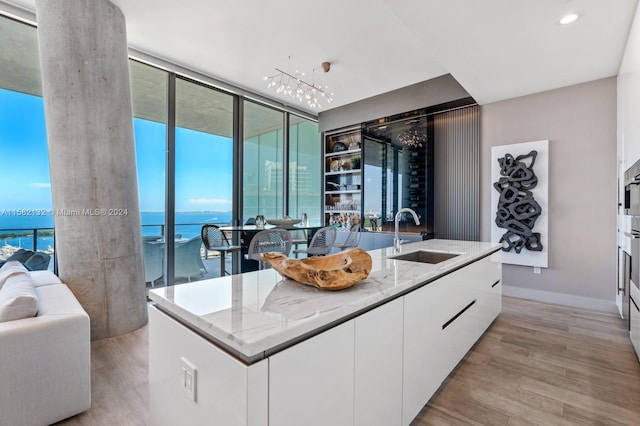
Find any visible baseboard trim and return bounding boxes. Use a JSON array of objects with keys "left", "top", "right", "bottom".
[{"left": 502, "top": 285, "right": 618, "bottom": 313}]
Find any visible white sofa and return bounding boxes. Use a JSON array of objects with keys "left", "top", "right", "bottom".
[{"left": 0, "top": 266, "right": 91, "bottom": 426}]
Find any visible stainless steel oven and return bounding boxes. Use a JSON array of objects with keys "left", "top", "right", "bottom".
[{"left": 624, "top": 159, "right": 640, "bottom": 215}]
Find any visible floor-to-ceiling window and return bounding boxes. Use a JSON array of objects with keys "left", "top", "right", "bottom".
[
  {"left": 243, "top": 100, "right": 284, "bottom": 221},
  {"left": 0, "top": 12, "right": 321, "bottom": 285},
  {"left": 0, "top": 15, "right": 54, "bottom": 268},
  {"left": 174, "top": 78, "right": 234, "bottom": 282},
  {"left": 288, "top": 115, "right": 321, "bottom": 224},
  {"left": 130, "top": 60, "right": 168, "bottom": 285},
  {"left": 130, "top": 60, "right": 168, "bottom": 237}
]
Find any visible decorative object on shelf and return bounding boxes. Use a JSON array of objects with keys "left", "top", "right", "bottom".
[
  {"left": 266, "top": 218, "right": 302, "bottom": 227},
  {"left": 263, "top": 61, "right": 333, "bottom": 109},
  {"left": 341, "top": 160, "right": 351, "bottom": 171},
  {"left": 332, "top": 142, "right": 346, "bottom": 152},
  {"left": 261, "top": 248, "right": 372, "bottom": 290},
  {"left": 397, "top": 125, "right": 426, "bottom": 149},
  {"left": 350, "top": 156, "right": 361, "bottom": 169},
  {"left": 330, "top": 160, "right": 341, "bottom": 172},
  {"left": 491, "top": 140, "right": 548, "bottom": 268},
  {"left": 326, "top": 181, "right": 341, "bottom": 191}
]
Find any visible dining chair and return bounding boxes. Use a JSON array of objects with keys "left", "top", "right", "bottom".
[
  {"left": 23, "top": 252, "right": 51, "bottom": 271},
  {"left": 174, "top": 236, "right": 206, "bottom": 282},
  {"left": 293, "top": 226, "right": 337, "bottom": 257},
  {"left": 290, "top": 229, "right": 308, "bottom": 258},
  {"left": 143, "top": 241, "right": 164, "bottom": 285},
  {"left": 201, "top": 224, "right": 241, "bottom": 276},
  {"left": 247, "top": 229, "right": 292, "bottom": 269},
  {"left": 333, "top": 224, "right": 361, "bottom": 251}
]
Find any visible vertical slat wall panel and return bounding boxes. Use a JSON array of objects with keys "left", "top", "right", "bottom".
[{"left": 433, "top": 106, "right": 480, "bottom": 240}]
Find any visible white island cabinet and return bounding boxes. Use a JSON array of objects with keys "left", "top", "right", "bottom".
[
  {"left": 148, "top": 240, "right": 501, "bottom": 426},
  {"left": 269, "top": 321, "right": 355, "bottom": 426},
  {"left": 403, "top": 254, "right": 501, "bottom": 423},
  {"left": 354, "top": 297, "right": 404, "bottom": 426}
]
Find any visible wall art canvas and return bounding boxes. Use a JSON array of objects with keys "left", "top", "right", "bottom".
[{"left": 491, "top": 140, "right": 548, "bottom": 268}]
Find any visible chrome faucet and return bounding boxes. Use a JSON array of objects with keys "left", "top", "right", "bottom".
[{"left": 394, "top": 208, "right": 420, "bottom": 253}]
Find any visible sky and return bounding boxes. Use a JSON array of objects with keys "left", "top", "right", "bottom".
[
  {"left": 0, "top": 89, "right": 52, "bottom": 211},
  {"left": 0, "top": 88, "right": 234, "bottom": 216}
]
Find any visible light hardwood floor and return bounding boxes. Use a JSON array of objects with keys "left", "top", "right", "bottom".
[{"left": 55, "top": 296, "right": 640, "bottom": 426}]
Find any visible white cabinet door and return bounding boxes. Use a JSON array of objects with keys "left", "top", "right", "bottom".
[
  {"left": 630, "top": 286, "right": 640, "bottom": 360},
  {"left": 617, "top": 247, "right": 625, "bottom": 318},
  {"left": 149, "top": 306, "right": 268, "bottom": 426},
  {"left": 354, "top": 298, "right": 403, "bottom": 426},
  {"left": 471, "top": 257, "right": 502, "bottom": 335},
  {"left": 269, "top": 321, "right": 355, "bottom": 426}
]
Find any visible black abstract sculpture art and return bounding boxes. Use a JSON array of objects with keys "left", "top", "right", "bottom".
[{"left": 494, "top": 150, "right": 543, "bottom": 253}]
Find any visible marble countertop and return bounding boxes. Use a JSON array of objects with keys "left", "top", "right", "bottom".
[{"left": 148, "top": 239, "right": 501, "bottom": 364}]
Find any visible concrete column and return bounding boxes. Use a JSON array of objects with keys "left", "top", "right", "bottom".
[{"left": 35, "top": 0, "right": 147, "bottom": 339}]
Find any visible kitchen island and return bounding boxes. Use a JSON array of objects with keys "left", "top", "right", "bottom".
[{"left": 148, "top": 239, "right": 502, "bottom": 426}]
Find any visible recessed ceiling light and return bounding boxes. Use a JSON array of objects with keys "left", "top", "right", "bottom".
[{"left": 560, "top": 13, "right": 578, "bottom": 25}]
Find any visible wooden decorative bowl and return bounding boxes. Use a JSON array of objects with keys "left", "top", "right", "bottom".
[{"left": 261, "top": 248, "right": 372, "bottom": 291}]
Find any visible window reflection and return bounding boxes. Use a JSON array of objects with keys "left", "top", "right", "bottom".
[
  {"left": 243, "top": 101, "right": 284, "bottom": 221},
  {"left": 288, "top": 115, "right": 321, "bottom": 224}
]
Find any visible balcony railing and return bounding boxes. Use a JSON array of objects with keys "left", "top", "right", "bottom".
[
  {"left": 0, "top": 221, "right": 227, "bottom": 261},
  {"left": 0, "top": 227, "right": 55, "bottom": 254}
]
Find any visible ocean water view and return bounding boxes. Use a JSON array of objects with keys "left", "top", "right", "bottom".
[{"left": 0, "top": 211, "right": 232, "bottom": 256}]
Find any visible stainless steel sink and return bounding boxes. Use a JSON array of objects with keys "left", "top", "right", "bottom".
[{"left": 390, "top": 250, "right": 459, "bottom": 264}]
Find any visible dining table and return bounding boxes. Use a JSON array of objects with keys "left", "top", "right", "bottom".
[{"left": 219, "top": 223, "right": 324, "bottom": 273}]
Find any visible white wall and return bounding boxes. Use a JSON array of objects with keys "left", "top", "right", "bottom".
[{"left": 480, "top": 78, "right": 618, "bottom": 311}]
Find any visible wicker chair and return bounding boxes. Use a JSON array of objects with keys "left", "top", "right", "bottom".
[
  {"left": 293, "top": 226, "right": 337, "bottom": 257},
  {"left": 333, "top": 225, "right": 361, "bottom": 251},
  {"left": 174, "top": 236, "right": 206, "bottom": 282},
  {"left": 246, "top": 229, "right": 292, "bottom": 269},
  {"left": 201, "top": 224, "right": 241, "bottom": 276}
]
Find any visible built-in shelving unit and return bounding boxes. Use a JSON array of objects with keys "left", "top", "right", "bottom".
[{"left": 324, "top": 129, "right": 363, "bottom": 227}]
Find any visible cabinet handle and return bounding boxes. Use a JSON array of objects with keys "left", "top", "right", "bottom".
[
  {"left": 632, "top": 296, "right": 640, "bottom": 312},
  {"left": 442, "top": 299, "right": 477, "bottom": 330},
  {"left": 491, "top": 280, "right": 500, "bottom": 288}
]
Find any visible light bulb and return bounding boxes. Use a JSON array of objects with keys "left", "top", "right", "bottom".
[{"left": 560, "top": 13, "right": 578, "bottom": 25}]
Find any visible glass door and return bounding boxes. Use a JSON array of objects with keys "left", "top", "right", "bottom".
[
  {"left": 174, "top": 78, "right": 234, "bottom": 282},
  {"left": 362, "top": 137, "right": 386, "bottom": 231}
]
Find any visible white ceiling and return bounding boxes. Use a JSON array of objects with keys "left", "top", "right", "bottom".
[{"left": 5, "top": 0, "right": 639, "bottom": 113}]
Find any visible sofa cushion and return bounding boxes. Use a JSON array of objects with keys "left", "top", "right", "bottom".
[
  {"left": 0, "top": 260, "right": 30, "bottom": 290},
  {"left": 0, "top": 272, "right": 39, "bottom": 322},
  {"left": 36, "top": 284, "right": 87, "bottom": 316},
  {"left": 29, "top": 270, "right": 63, "bottom": 288}
]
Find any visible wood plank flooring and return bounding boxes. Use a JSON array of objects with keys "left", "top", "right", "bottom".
[
  {"left": 410, "top": 297, "right": 640, "bottom": 426},
  {"left": 54, "top": 296, "right": 640, "bottom": 426}
]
